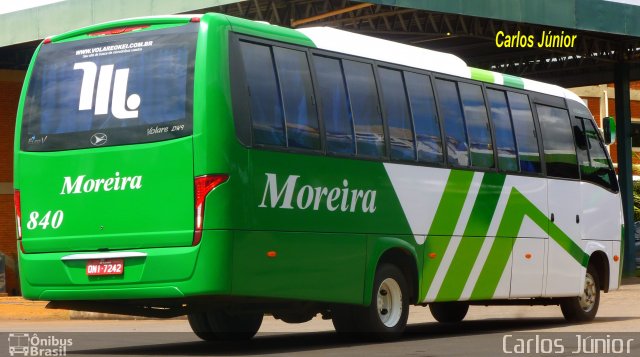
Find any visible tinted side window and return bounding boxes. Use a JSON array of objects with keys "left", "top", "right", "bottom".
[
  {"left": 240, "top": 42, "right": 285, "bottom": 146},
  {"left": 459, "top": 83, "right": 494, "bottom": 168},
  {"left": 378, "top": 68, "right": 415, "bottom": 161},
  {"left": 404, "top": 72, "right": 443, "bottom": 164},
  {"left": 343, "top": 60, "right": 385, "bottom": 157},
  {"left": 435, "top": 79, "right": 469, "bottom": 166},
  {"left": 573, "top": 118, "right": 590, "bottom": 172},
  {"left": 583, "top": 119, "right": 618, "bottom": 191},
  {"left": 536, "top": 105, "right": 579, "bottom": 179},
  {"left": 313, "top": 55, "right": 355, "bottom": 155},
  {"left": 487, "top": 89, "right": 518, "bottom": 171},
  {"left": 273, "top": 47, "right": 320, "bottom": 150},
  {"left": 508, "top": 92, "right": 541, "bottom": 173}
]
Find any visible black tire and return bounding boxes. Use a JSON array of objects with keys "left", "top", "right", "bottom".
[
  {"left": 561, "top": 263, "right": 600, "bottom": 322},
  {"left": 429, "top": 301, "right": 469, "bottom": 323},
  {"left": 187, "top": 312, "right": 216, "bottom": 341},
  {"left": 188, "top": 309, "right": 263, "bottom": 341},
  {"left": 331, "top": 305, "right": 360, "bottom": 334},
  {"left": 355, "top": 263, "right": 410, "bottom": 341}
]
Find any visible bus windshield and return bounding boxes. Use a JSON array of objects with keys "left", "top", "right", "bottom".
[{"left": 21, "top": 24, "right": 198, "bottom": 151}]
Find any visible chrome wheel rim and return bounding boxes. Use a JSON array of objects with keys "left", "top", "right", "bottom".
[
  {"left": 579, "top": 272, "right": 597, "bottom": 312},
  {"left": 377, "top": 278, "right": 402, "bottom": 327}
]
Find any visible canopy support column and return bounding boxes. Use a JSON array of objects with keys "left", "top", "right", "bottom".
[{"left": 614, "top": 61, "right": 635, "bottom": 277}]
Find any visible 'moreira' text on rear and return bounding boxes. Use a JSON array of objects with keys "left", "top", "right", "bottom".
[{"left": 60, "top": 172, "right": 142, "bottom": 194}]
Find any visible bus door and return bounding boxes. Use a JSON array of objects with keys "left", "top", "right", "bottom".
[{"left": 537, "top": 104, "right": 583, "bottom": 297}]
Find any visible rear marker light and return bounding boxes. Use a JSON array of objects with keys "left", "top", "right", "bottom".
[
  {"left": 193, "top": 174, "right": 229, "bottom": 246},
  {"left": 43, "top": 38, "right": 51, "bottom": 44},
  {"left": 267, "top": 251, "right": 277, "bottom": 258},
  {"left": 190, "top": 17, "right": 201, "bottom": 22},
  {"left": 14, "top": 190, "right": 22, "bottom": 240}
]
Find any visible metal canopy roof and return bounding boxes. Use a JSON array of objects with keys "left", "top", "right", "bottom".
[
  {"left": 203, "top": 0, "right": 640, "bottom": 87},
  {"left": 1, "top": 0, "right": 640, "bottom": 87},
  {"left": 368, "top": 0, "right": 640, "bottom": 37}
]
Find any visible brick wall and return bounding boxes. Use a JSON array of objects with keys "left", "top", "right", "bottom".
[
  {"left": 0, "top": 70, "right": 25, "bottom": 295},
  {"left": 585, "top": 93, "right": 640, "bottom": 166},
  {"left": 607, "top": 82, "right": 640, "bottom": 90}
]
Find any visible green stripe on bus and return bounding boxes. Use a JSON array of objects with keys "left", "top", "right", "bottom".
[
  {"left": 420, "top": 170, "right": 474, "bottom": 300},
  {"left": 470, "top": 187, "right": 531, "bottom": 300},
  {"left": 435, "top": 173, "right": 506, "bottom": 302},
  {"left": 469, "top": 237, "right": 513, "bottom": 300},
  {"left": 470, "top": 68, "right": 495, "bottom": 84},
  {"left": 470, "top": 187, "right": 589, "bottom": 300},
  {"left": 502, "top": 74, "right": 525, "bottom": 89}
]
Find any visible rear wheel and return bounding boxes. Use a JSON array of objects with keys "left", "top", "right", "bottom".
[
  {"left": 360, "top": 264, "right": 410, "bottom": 340},
  {"left": 331, "top": 305, "right": 359, "bottom": 334},
  {"left": 188, "top": 309, "right": 263, "bottom": 341},
  {"left": 560, "top": 264, "right": 600, "bottom": 322},
  {"left": 429, "top": 301, "right": 469, "bottom": 323}
]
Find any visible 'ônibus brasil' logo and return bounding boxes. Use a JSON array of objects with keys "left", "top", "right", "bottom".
[
  {"left": 74, "top": 61, "right": 140, "bottom": 119},
  {"left": 258, "top": 173, "right": 377, "bottom": 213},
  {"left": 60, "top": 172, "right": 142, "bottom": 194}
]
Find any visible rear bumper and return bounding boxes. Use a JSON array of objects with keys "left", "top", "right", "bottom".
[{"left": 18, "top": 230, "right": 233, "bottom": 300}]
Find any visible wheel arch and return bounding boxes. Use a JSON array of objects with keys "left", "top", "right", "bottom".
[
  {"left": 588, "top": 250, "right": 610, "bottom": 293},
  {"left": 363, "top": 237, "right": 421, "bottom": 306}
]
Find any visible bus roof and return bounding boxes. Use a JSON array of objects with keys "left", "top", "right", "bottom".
[
  {"left": 296, "top": 26, "right": 586, "bottom": 109},
  {"left": 41, "top": 13, "right": 586, "bottom": 111}
]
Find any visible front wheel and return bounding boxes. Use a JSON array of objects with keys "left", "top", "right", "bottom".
[
  {"left": 429, "top": 301, "right": 469, "bottom": 323},
  {"left": 560, "top": 264, "right": 600, "bottom": 322},
  {"left": 358, "top": 263, "right": 410, "bottom": 340},
  {"left": 188, "top": 309, "right": 263, "bottom": 341}
]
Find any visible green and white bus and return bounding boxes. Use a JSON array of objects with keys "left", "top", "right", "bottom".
[{"left": 14, "top": 13, "right": 622, "bottom": 340}]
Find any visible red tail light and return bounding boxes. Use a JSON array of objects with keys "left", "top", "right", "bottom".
[
  {"left": 14, "top": 190, "right": 25, "bottom": 253},
  {"left": 14, "top": 190, "right": 22, "bottom": 240},
  {"left": 193, "top": 174, "right": 228, "bottom": 246}
]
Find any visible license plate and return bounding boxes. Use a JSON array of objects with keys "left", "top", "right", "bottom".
[{"left": 86, "top": 259, "right": 124, "bottom": 276}]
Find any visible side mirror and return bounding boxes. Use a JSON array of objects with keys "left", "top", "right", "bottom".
[{"left": 603, "top": 116, "right": 616, "bottom": 145}]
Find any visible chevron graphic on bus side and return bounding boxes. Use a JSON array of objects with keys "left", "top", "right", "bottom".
[{"left": 382, "top": 163, "right": 589, "bottom": 303}]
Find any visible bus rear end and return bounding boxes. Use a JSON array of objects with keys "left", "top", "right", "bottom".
[{"left": 14, "top": 16, "right": 231, "bottom": 304}]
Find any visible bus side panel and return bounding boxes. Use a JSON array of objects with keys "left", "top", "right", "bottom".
[
  {"left": 247, "top": 150, "right": 413, "bottom": 235},
  {"left": 610, "top": 240, "right": 621, "bottom": 291},
  {"left": 232, "top": 231, "right": 366, "bottom": 304}
]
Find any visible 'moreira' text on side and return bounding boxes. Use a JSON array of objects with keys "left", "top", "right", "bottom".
[
  {"left": 60, "top": 172, "right": 142, "bottom": 194},
  {"left": 259, "top": 173, "right": 377, "bottom": 213}
]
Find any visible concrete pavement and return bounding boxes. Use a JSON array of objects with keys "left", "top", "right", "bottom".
[{"left": 1, "top": 278, "right": 639, "bottom": 331}]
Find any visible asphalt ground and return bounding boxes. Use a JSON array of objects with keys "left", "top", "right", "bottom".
[{"left": 1, "top": 279, "right": 639, "bottom": 356}]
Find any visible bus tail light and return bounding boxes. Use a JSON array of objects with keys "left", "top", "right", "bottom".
[
  {"left": 193, "top": 174, "right": 228, "bottom": 246},
  {"left": 14, "top": 190, "right": 22, "bottom": 240},
  {"left": 14, "top": 190, "right": 26, "bottom": 253}
]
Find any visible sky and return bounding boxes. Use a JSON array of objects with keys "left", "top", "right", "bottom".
[{"left": 0, "top": 0, "right": 65, "bottom": 15}]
